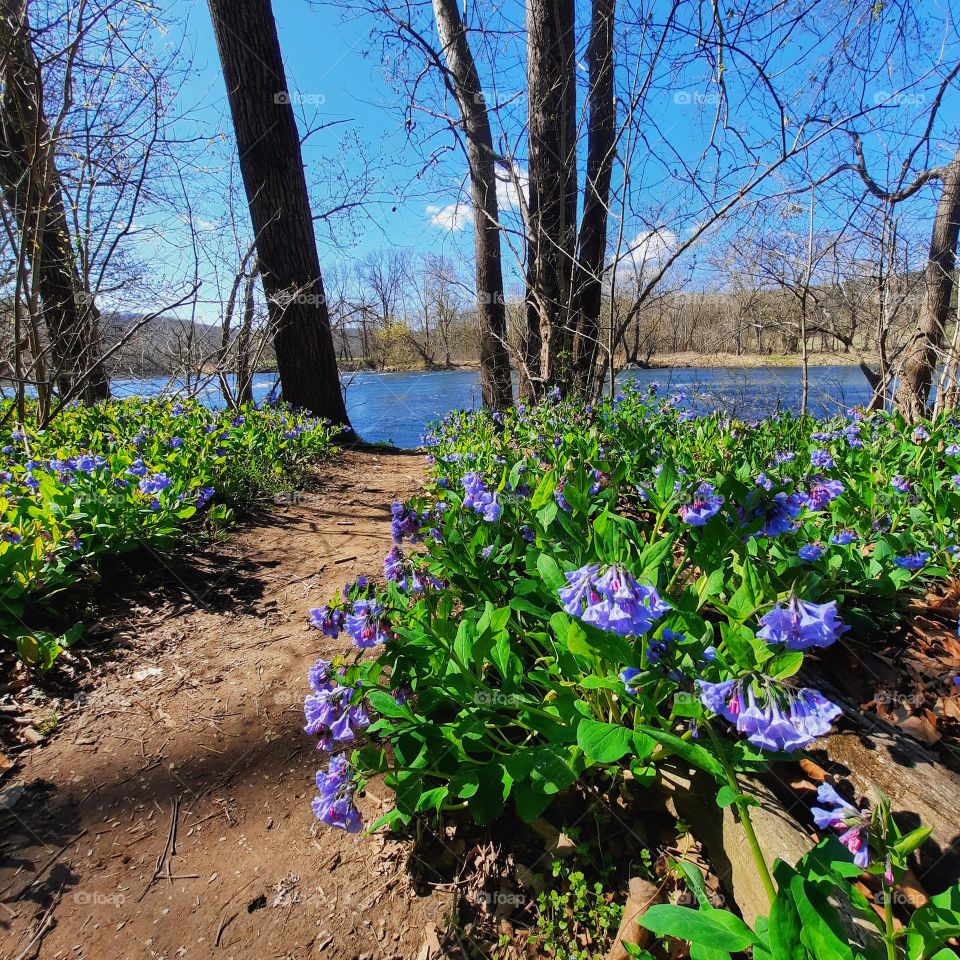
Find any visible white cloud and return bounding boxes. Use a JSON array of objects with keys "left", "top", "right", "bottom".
[
  {"left": 426, "top": 163, "right": 528, "bottom": 232},
  {"left": 620, "top": 228, "right": 678, "bottom": 275},
  {"left": 495, "top": 165, "right": 528, "bottom": 212},
  {"left": 426, "top": 202, "right": 470, "bottom": 231}
]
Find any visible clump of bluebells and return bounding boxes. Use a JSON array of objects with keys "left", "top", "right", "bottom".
[
  {"left": 2, "top": 396, "right": 336, "bottom": 668},
  {"left": 299, "top": 381, "right": 958, "bottom": 918}
]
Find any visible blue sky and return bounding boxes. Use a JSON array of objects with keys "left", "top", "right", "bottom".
[
  {"left": 133, "top": 0, "right": 960, "bottom": 319},
  {"left": 168, "top": 0, "right": 471, "bottom": 263}
]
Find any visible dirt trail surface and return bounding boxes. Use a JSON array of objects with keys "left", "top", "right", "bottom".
[{"left": 0, "top": 449, "right": 450, "bottom": 960}]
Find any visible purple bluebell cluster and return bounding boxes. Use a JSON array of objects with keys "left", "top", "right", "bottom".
[
  {"left": 811, "top": 782, "right": 870, "bottom": 868},
  {"left": 304, "top": 658, "right": 370, "bottom": 749},
  {"left": 890, "top": 475, "right": 911, "bottom": 493},
  {"left": 558, "top": 563, "right": 670, "bottom": 637},
  {"left": 461, "top": 472, "right": 501, "bottom": 521},
  {"left": 344, "top": 598, "right": 392, "bottom": 648},
  {"left": 308, "top": 605, "right": 346, "bottom": 638},
  {"left": 384, "top": 545, "right": 404, "bottom": 581},
  {"left": 798, "top": 543, "right": 824, "bottom": 562},
  {"left": 804, "top": 477, "right": 843, "bottom": 512},
  {"left": 312, "top": 754, "right": 362, "bottom": 833},
  {"left": 678, "top": 483, "right": 724, "bottom": 526},
  {"left": 830, "top": 530, "right": 858, "bottom": 545},
  {"left": 697, "top": 676, "right": 841, "bottom": 751},
  {"left": 390, "top": 502, "right": 423, "bottom": 543},
  {"left": 753, "top": 491, "right": 804, "bottom": 537},
  {"left": 757, "top": 598, "right": 848, "bottom": 650},
  {"left": 139, "top": 473, "right": 172, "bottom": 496},
  {"left": 810, "top": 449, "right": 834, "bottom": 469},
  {"left": 893, "top": 551, "right": 929, "bottom": 571}
]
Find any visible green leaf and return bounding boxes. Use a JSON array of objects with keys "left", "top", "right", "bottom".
[
  {"left": 906, "top": 881, "right": 960, "bottom": 960},
  {"left": 637, "top": 905, "right": 755, "bottom": 951},
  {"left": 636, "top": 724, "right": 725, "bottom": 781},
  {"left": 577, "top": 718, "right": 635, "bottom": 763},
  {"left": 789, "top": 875, "right": 855, "bottom": 960},
  {"left": 537, "top": 553, "right": 566, "bottom": 590},
  {"left": 768, "top": 651, "right": 804, "bottom": 680},
  {"left": 768, "top": 887, "right": 809, "bottom": 960}
]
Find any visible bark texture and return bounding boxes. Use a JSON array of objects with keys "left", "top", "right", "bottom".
[
  {"left": 431, "top": 0, "right": 513, "bottom": 410},
  {"left": 0, "top": 0, "right": 109, "bottom": 403},
  {"left": 572, "top": 0, "right": 617, "bottom": 396},
  {"left": 207, "top": 0, "right": 351, "bottom": 429},
  {"left": 895, "top": 146, "right": 960, "bottom": 422},
  {"left": 524, "top": 0, "right": 578, "bottom": 398}
]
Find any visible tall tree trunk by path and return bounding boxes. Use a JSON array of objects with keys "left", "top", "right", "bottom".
[
  {"left": 207, "top": 0, "right": 351, "bottom": 431},
  {"left": 525, "top": 0, "right": 577, "bottom": 397},
  {"left": 0, "top": 0, "right": 110, "bottom": 405},
  {"left": 431, "top": 0, "right": 513, "bottom": 410},
  {"left": 895, "top": 146, "right": 960, "bottom": 422},
  {"left": 572, "top": 0, "right": 616, "bottom": 397}
]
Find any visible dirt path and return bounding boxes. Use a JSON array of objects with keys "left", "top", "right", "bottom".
[{"left": 0, "top": 449, "right": 450, "bottom": 960}]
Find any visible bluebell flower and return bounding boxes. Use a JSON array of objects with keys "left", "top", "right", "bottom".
[
  {"left": 462, "top": 472, "right": 501, "bottom": 522},
  {"left": 619, "top": 667, "right": 642, "bottom": 691},
  {"left": 309, "top": 605, "right": 345, "bottom": 638},
  {"left": 890, "top": 475, "right": 911, "bottom": 493},
  {"left": 893, "top": 551, "right": 928, "bottom": 571},
  {"left": 391, "top": 502, "right": 422, "bottom": 543},
  {"left": 804, "top": 477, "right": 844, "bottom": 512},
  {"left": 753, "top": 492, "right": 804, "bottom": 537},
  {"left": 384, "top": 546, "right": 403, "bottom": 581},
  {"left": 798, "top": 543, "right": 824, "bottom": 562},
  {"left": 312, "top": 755, "right": 362, "bottom": 832},
  {"left": 757, "top": 598, "right": 848, "bottom": 650},
  {"left": 830, "top": 530, "right": 858, "bottom": 545},
  {"left": 194, "top": 487, "right": 215, "bottom": 507},
  {"left": 811, "top": 783, "right": 870, "bottom": 868},
  {"left": 697, "top": 676, "right": 841, "bottom": 752},
  {"left": 946, "top": 444, "right": 960, "bottom": 456},
  {"left": 139, "top": 473, "right": 172, "bottom": 496},
  {"left": 810, "top": 449, "right": 834, "bottom": 469},
  {"left": 344, "top": 599, "right": 391, "bottom": 648},
  {"left": 678, "top": 483, "right": 724, "bottom": 526},
  {"left": 558, "top": 563, "right": 670, "bottom": 637}
]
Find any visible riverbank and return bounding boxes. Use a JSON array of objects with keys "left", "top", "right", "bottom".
[{"left": 644, "top": 351, "right": 863, "bottom": 368}]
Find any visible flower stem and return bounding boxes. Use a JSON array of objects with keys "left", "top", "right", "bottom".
[
  {"left": 882, "top": 884, "right": 896, "bottom": 960},
  {"left": 707, "top": 726, "right": 777, "bottom": 906}
]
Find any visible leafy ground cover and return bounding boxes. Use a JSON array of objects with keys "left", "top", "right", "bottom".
[
  {"left": 0, "top": 397, "right": 336, "bottom": 668},
  {"left": 303, "top": 383, "right": 960, "bottom": 958}
]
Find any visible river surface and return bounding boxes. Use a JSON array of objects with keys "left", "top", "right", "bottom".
[{"left": 93, "top": 366, "right": 873, "bottom": 448}]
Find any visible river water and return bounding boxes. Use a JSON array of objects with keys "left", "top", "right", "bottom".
[{"left": 97, "top": 366, "right": 872, "bottom": 449}]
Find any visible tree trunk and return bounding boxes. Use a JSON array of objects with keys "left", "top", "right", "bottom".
[
  {"left": 895, "top": 146, "right": 960, "bottom": 422},
  {"left": 207, "top": 0, "right": 351, "bottom": 431},
  {"left": 572, "top": 0, "right": 617, "bottom": 397},
  {"left": 525, "top": 0, "right": 577, "bottom": 397},
  {"left": 235, "top": 268, "right": 259, "bottom": 406},
  {"left": 0, "top": 0, "right": 110, "bottom": 405},
  {"left": 431, "top": 0, "right": 513, "bottom": 410}
]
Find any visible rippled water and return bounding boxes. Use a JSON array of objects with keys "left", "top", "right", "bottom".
[{"left": 101, "top": 365, "right": 872, "bottom": 449}]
